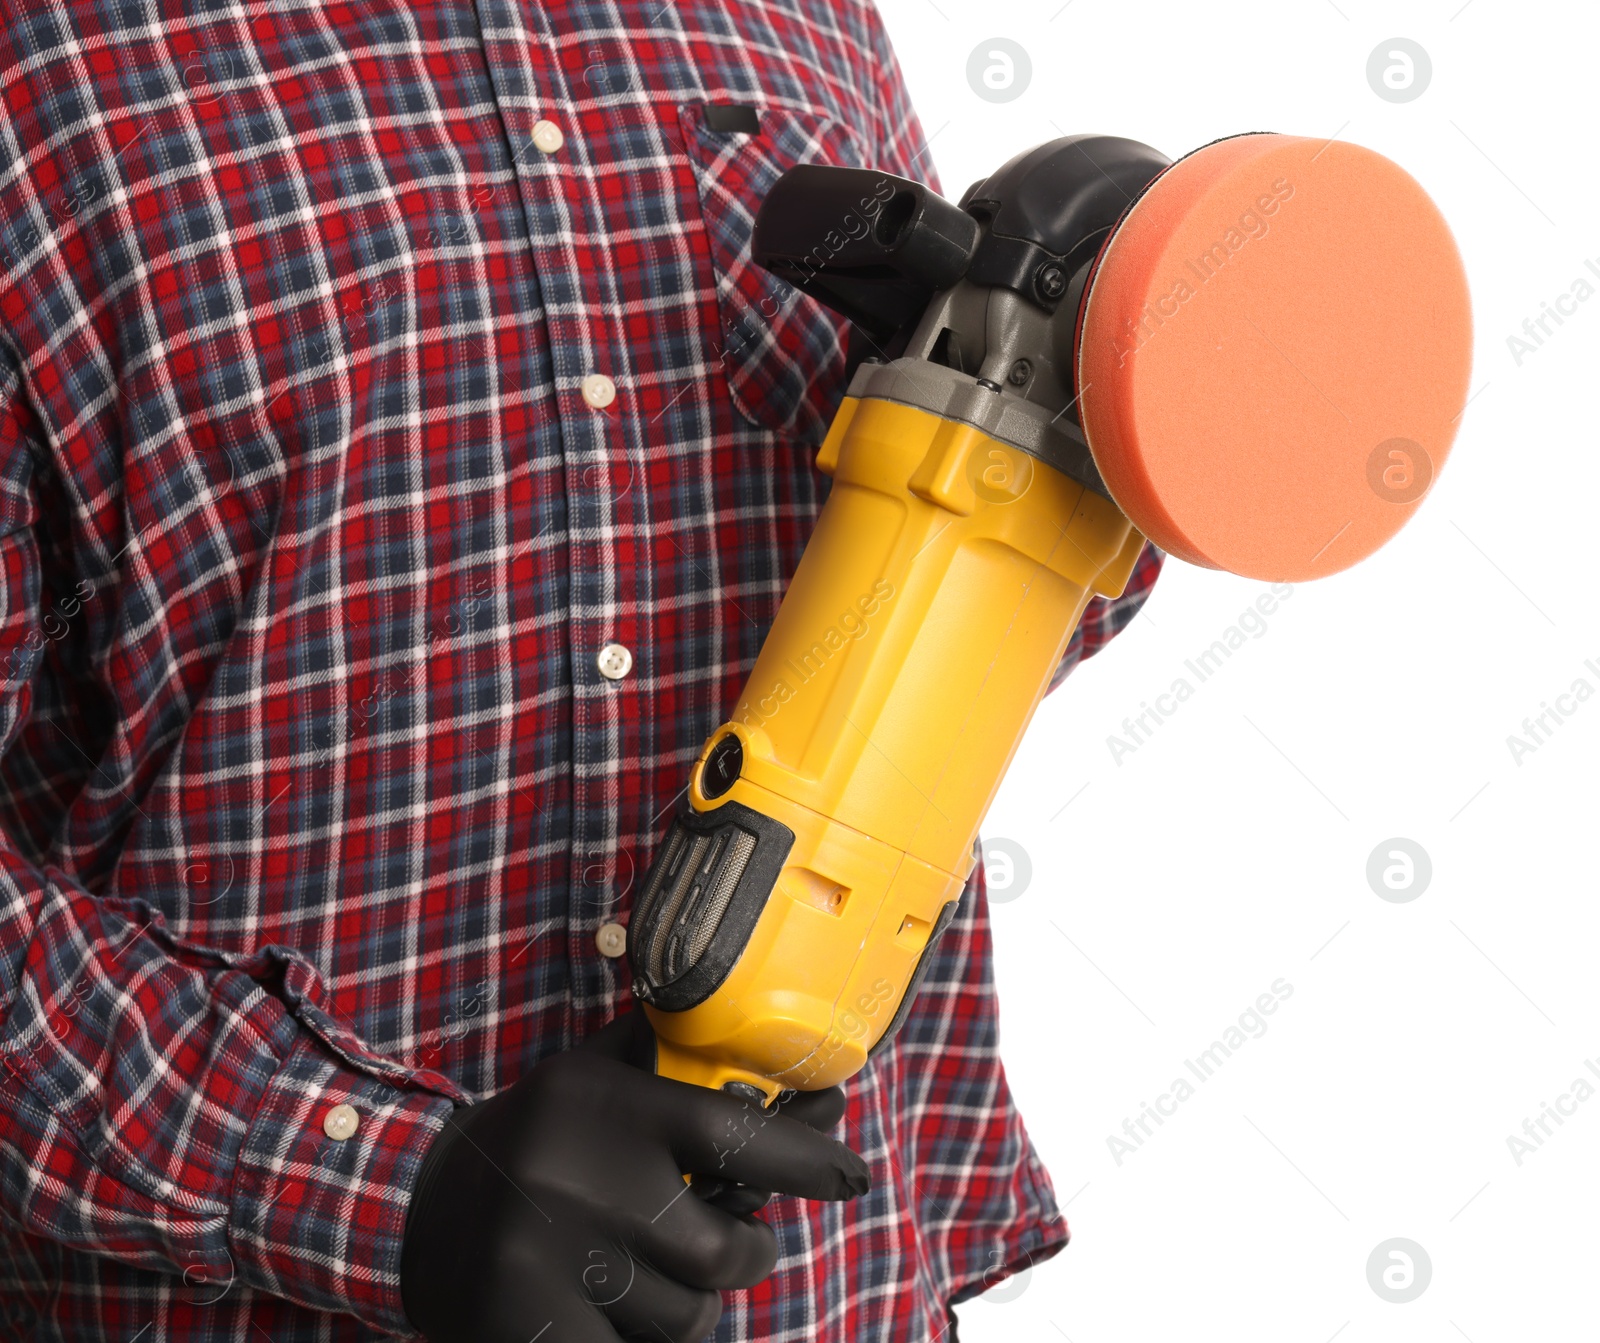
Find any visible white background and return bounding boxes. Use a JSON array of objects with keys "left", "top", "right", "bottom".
[{"left": 869, "top": 1, "right": 1600, "bottom": 1339}]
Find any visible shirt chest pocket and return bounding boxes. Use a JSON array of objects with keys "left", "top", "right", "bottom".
[{"left": 677, "top": 100, "right": 872, "bottom": 445}]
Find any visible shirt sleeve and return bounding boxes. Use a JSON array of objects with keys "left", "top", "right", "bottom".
[
  {"left": 857, "top": 7, "right": 1166, "bottom": 683},
  {"left": 860, "top": 2, "right": 942, "bottom": 194},
  {"left": 1049, "top": 541, "right": 1164, "bottom": 691},
  {"left": 0, "top": 353, "right": 459, "bottom": 1334}
]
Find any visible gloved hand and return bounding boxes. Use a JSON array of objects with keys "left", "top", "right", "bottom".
[{"left": 400, "top": 1012, "right": 868, "bottom": 1343}]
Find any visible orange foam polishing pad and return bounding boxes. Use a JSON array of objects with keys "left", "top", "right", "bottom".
[{"left": 1077, "top": 133, "right": 1472, "bottom": 581}]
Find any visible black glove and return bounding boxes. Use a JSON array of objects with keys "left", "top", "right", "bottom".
[{"left": 400, "top": 1012, "right": 869, "bottom": 1343}]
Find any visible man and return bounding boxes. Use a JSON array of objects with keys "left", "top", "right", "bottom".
[{"left": 0, "top": 1, "right": 1159, "bottom": 1338}]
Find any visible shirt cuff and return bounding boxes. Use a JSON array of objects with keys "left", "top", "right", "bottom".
[{"left": 228, "top": 1032, "right": 454, "bottom": 1336}]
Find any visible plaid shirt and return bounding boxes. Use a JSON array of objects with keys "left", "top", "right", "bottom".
[{"left": 0, "top": 1, "right": 1160, "bottom": 1338}]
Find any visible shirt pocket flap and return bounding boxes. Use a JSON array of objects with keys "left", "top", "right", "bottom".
[{"left": 677, "top": 99, "right": 873, "bottom": 443}]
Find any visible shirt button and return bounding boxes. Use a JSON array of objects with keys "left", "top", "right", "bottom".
[
  {"left": 581, "top": 373, "right": 616, "bottom": 409},
  {"left": 596, "top": 642, "right": 633, "bottom": 680},
  {"left": 531, "top": 119, "right": 564, "bottom": 154},
  {"left": 323, "top": 1103, "right": 360, "bottom": 1141},
  {"left": 595, "top": 922, "right": 628, "bottom": 958}
]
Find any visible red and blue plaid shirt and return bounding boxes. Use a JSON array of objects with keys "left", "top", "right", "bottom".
[{"left": 0, "top": 2, "right": 1159, "bottom": 1338}]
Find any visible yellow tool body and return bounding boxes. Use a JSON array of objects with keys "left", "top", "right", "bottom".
[
  {"left": 627, "top": 137, "right": 1174, "bottom": 1107},
  {"left": 643, "top": 396, "right": 1142, "bottom": 1101}
]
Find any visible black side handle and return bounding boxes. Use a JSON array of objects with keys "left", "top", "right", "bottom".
[{"left": 752, "top": 165, "right": 979, "bottom": 342}]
